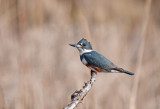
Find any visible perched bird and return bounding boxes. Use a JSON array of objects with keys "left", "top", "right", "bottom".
[{"left": 69, "top": 38, "right": 134, "bottom": 75}]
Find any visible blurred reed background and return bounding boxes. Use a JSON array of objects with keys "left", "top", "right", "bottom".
[{"left": 0, "top": 0, "right": 160, "bottom": 109}]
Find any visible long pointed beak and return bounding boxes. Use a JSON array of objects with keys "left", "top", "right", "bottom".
[{"left": 69, "top": 44, "right": 77, "bottom": 47}]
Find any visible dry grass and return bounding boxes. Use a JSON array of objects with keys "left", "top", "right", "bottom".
[{"left": 0, "top": 0, "right": 160, "bottom": 109}]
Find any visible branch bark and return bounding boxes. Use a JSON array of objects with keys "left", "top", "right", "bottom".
[{"left": 63, "top": 70, "right": 97, "bottom": 109}]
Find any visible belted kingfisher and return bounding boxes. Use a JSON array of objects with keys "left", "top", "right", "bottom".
[{"left": 69, "top": 38, "right": 134, "bottom": 75}]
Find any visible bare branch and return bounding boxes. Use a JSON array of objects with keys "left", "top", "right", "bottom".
[{"left": 63, "top": 70, "right": 97, "bottom": 109}]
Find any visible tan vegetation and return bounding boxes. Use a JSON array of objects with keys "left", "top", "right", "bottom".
[{"left": 0, "top": 0, "right": 160, "bottom": 109}]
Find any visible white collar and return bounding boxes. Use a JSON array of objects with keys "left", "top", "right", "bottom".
[{"left": 80, "top": 49, "right": 93, "bottom": 55}]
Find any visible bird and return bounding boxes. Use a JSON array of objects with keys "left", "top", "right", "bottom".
[{"left": 69, "top": 38, "right": 134, "bottom": 75}]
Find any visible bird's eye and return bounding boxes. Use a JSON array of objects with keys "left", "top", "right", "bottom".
[{"left": 82, "top": 43, "right": 86, "bottom": 46}]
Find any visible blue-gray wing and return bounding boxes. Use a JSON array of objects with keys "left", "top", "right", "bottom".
[{"left": 82, "top": 51, "right": 117, "bottom": 71}]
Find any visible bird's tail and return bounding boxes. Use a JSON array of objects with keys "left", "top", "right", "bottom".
[
  {"left": 121, "top": 69, "right": 134, "bottom": 75},
  {"left": 111, "top": 67, "right": 134, "bottom": 75}
]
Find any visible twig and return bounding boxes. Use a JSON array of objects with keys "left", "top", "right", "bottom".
[{"left": 63, "top": 70, "right": 97, "bottom": 109}]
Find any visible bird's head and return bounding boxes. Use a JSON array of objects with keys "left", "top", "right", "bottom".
[{"left": 69, "top": 38, "right": 92, "bottom": 54}]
